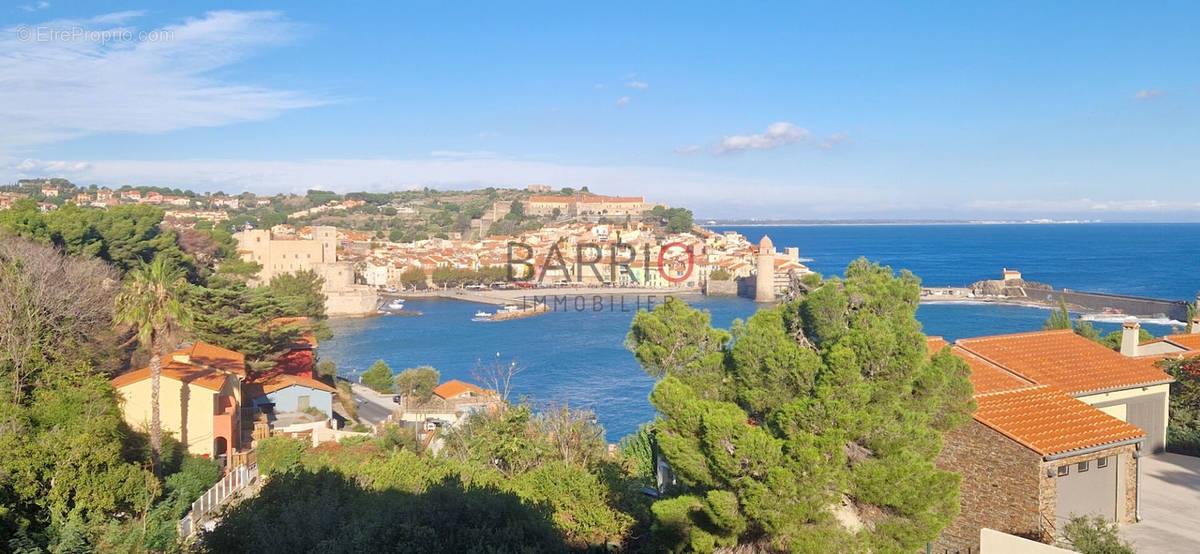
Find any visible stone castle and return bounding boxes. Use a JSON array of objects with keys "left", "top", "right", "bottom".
[{"left": 234, "top": 225, "right": 378, "bottom": 316}]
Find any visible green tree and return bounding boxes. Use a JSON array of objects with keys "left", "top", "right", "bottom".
[
  {"left": 316, "top": 359, "right": 337, "bottom": 379},
  {"left": 1097, "top": 327, "right": 1155, "bottom": 351},
  {"left": 627, "top": 259, "right": 975, "bottom": 552},
  {"left": 1044, "top": 299, "right": 1101, "bottom": 341},
  {"left": 708, "top": 268, "right": 732, "bottom": 281},
  {"left": 394, "top": 366, "right": 440, "bottom": 402},
  {"left": 362, "top": 360, "right": 395, "bottom": 393},
  {"left": 400, "top": 266, "right": 427, "bottom": 289},
  {"left": 1161, "top": 357, "right": 1200, "bottom": 455},
  {"left": 666, "top": 208, "right": 694, "bottom": 233},
  {"left": 509, "top": 200, "right": 525, "bottom": 217},
  {"left": 268, "top": 269, "right": 327, "bottom": 320},
  {"left": 183, "top": 280, "right": 323, "bottom": 364},
  {"left": 625, "top": 296, "right": 731, "bottom": 398},
  {"left": 113, "top": 256, "right": 194, "bottom": 475}
]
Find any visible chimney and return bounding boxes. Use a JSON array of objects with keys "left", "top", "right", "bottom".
[{"left": 1120, "top": 321, "right": 1140, "bottom": 357}]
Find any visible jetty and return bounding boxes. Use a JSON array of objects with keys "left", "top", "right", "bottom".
[
  {"left": 482, "top": 303, "right": 551, "bottom": 321},
  {"left": 921, "top": 269, "right": 1193, "bottom": 322}
]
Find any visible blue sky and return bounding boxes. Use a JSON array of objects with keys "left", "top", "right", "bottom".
[{"left": 2, "top": 2, "right": 1199, "bottom": 219}]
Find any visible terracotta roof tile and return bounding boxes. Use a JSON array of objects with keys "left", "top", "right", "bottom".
[
  {"left": 951, "top": 347, "right": 1037, "bottom": 396},
  {"left": 243, "top": 372, "right": 336, "bottom": 398},
  {"left": 927, "top": 336, "right": 1036, "bottom": 396},
  {"left": 1163, "top": 333, "right": 1200, "bottom": 351},
  {"left": 110, "top": 363, "right": 231, "bottom": 392},
  {"left": 956, "top": 330, "right": 1172, "bottom": 395},
  {"left": 973, "top": 385, "right": 1145, "bottom": 456},
  {"left": 169, "top": 342, "right": 246, "bottom": 375},
  {"left": 432, "top": 380, "right": 485, "bottom": 400}
]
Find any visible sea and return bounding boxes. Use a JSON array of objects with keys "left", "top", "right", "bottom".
[{"left": 323, "top": 223, "right": 1200, "bottom": 441}]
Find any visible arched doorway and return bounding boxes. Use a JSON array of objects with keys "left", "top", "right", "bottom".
[{"left": 214, "top": 436, "right": 229, "bottom": 473}]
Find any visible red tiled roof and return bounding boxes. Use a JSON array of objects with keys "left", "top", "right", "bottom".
[
  {"left": 1162, "top": 333, "right": 1200, "bottom": 351},
  {"left": 926, "top": 336, "right": 1035, "bottom": 396},
  {"left": 243, "top": 372, "right": 336, "bottom": 398},
  {"left": 973, "top": 385, "right": 1145, "bottom": 456},
  {"left": 274, "top": 349, "right": 315, "bottom": 375},
  {"left": 956, "top": 330, "right": 1172, "bottom": 395},
  {"left": 433, "top": 380, "right": 485, "bottom": 400},
  {"left": 168, "top": 342, "right": 246, "bottom": 375},
  {"left": 952, "top": 347, "right": 1036, "bottom": 396},
  {"left": 111, "top": 363, "right": 231, "bottom": 392}
]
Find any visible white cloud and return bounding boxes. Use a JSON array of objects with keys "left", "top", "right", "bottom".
[
  {"left": 0, "top": 10, "right": 324, "bottom": 151},
  {"left": 818, "top": 132, "right": 850, "bottom": 150},
  {"left": 616, "top": 96, "right": 630, "bottom": 107},
  {"left": 626, "top": 81, "right": 648, "bottom": 89},
  {"left": 715, "top": 122, "right": 809, "bottom": 154},
  {"left": 1133, "top": 89, "right": 1166, "bottom": 100},
  {"left": 673, "top": 145, "right": 701, "bottom": 154},
  {"left": 593, "top": 83, "right": 605, "bottom": 89},
  {"left": 21, "top": 2, "right": 50, "bottom": 12}
]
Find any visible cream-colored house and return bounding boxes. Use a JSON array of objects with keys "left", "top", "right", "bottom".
[{"left": 111, "top": 343, "right": 245, "bottom": 458}]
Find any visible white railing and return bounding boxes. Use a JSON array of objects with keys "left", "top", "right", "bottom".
[{"left": 178, "top": 463, "right": 258, "bottom": 538}]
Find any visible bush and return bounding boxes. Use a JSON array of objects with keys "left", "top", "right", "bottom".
[
  {"left": 1167, "top": 426, "right": 1200, "bottom": 457},
  {"left": 1058, "top": 514, "right": 1135, "bottom": 553},
  {"left": 257, "top": 437, "right": 308, "bottom": 476}
]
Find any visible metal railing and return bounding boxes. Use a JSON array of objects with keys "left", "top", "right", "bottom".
[{"left": 178, "top": 462, "right": 259, "bottom": 538}]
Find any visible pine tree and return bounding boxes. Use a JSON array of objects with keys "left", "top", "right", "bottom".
[{"left": 627, "top": 258, "right": 975, "bottom": 552}]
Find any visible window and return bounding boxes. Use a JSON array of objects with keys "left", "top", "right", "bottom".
[
  {"left": 1057, "top": 465, "right": 1069, "bottom": 477},
  {"left": 1097, "top": 457, "right": 1108, "bottom": 469},
  {"left": 1078, "top": 461, "right": 1089, "bottom": 473}
]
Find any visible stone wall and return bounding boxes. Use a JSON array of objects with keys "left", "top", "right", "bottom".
[
  {"left": 703, "top": 279, "right": 738, "bottom": 296},
  {"left": 934, "top": 420, "right": 1045, "bottom": 553},
  {"left": 326, "top": 290, "right": 380, "bottom": 317},
  {"left": 935, "top": 421, "right": 1140, "bottom": 553}
]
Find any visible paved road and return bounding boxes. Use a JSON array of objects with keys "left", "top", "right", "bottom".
[
  {"left": 345, "top": 380, "right": 397, "bottom": 425},
  {"left": 1119, "top": 453, "right": 1200, "bottom": 552}
]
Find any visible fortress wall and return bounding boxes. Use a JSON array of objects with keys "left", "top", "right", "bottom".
[{"left": 703, "top": 279, "right": 738, "bottom": 296}]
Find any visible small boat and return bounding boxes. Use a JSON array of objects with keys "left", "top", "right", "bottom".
[
  {"left": 472, "top": 310, "right": 492, "bottom": 322},
  {"left": 501, "top": 305, "right": 519, "bottom": 312},
  {"left": 475, "top": 311, "right": 491, "bottom": 318},
  {"left": 378, "top": 298, "right": 406, "bottom": 313}
]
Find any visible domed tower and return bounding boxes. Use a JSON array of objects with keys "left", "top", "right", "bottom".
[{"left": 755, "top": 235, "right": 776, "bottom": 302}]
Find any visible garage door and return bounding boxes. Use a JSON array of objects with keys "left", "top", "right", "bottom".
[
  {"left": 1091, "top": 393, "right": 1166, "bottom": 454},
  {"left": 1055, "top": 456, "right": 1117, "bottom": 524}
]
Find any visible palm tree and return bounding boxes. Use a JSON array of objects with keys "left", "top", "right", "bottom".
[{"left": 114, "top": 255, "right": 192, "bottom": 475}]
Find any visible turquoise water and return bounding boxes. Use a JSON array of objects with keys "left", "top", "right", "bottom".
[{"left": 323, "top": 224, "right": 1200, "bottom": 441}]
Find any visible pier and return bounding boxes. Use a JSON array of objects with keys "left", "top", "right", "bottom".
[{"left": 921, "top": 269, "right": 1193, "bottom": 321}]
